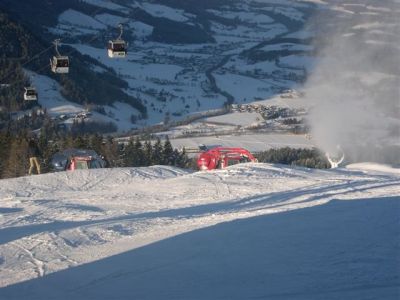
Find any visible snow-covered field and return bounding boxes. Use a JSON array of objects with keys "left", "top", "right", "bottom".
[
  {"left": 0, "top": 163, "right": 399, "bottom": 299},
  {"left": 26, "top": 71, "right": 139, "bottom": 132},
  {"left": 168, "top": 133, "right": 314, "bottom": 153}
]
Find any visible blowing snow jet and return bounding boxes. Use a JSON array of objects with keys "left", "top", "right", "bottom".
[{"left": 306, "top": 1, "right": 400, "bottom": 165}]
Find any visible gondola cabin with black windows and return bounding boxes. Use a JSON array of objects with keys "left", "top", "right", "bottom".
[
  {"left": 50, "top": 55, "right": 69, "bottom": 74},
  {"left": 50, "top": 39, "right": 69, "bottom": 74},
  {"left": 108, "top": 40, "right": 127, "bottom": 58},
  {"left": 24, "top": 87, "right": 38, "bottom": 101},
  {"left": 108, "top": 24, "right": 127, "bottom": 58}
]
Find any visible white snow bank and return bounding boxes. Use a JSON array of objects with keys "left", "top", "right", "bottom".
[
  {"left": 0, "top": 163, "right": 399, "bottom": 299},
  {"left": 346, "top": 163, "right": 400, "bottom": 175}
]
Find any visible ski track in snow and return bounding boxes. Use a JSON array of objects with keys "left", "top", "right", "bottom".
[{"left": 0, "top": 163, "right": 399, "bottom": 298}]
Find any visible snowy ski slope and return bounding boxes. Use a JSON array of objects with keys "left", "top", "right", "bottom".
[{"left": 0, "top": 163, "right": 399, "bottom": 299}]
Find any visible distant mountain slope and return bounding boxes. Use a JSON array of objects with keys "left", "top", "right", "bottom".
[
  {"left": 0, "top": 0, "right": 317, "bottom": 128},
  {"left": 0, "top": 5, "right": 147, "bottom": 117},
  {"left": 1, "top": 0, "right": 398, "bottom": 132},
  {"left": 0, "top": 0, "right": 100, "bottom": 32},
  {"left": 0, "top": 11, "right": 56, "bottom": 110}
]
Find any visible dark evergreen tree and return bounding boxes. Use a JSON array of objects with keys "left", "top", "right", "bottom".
[
  {"left": 73, "top": 135, "right": 89, "bottom": 149},
  {"left": 143, "top": 140, "right": 153, "bottom": 165},
  {"left": 0, "top": 131, "right": 11, "bottom": 177},
  {"left": 133, "top": 137, "right": 144, "bottom": 167},
  {"left": 162, "top": 137, "right": 174, "bottom": 165},
  {"left": 123, "top": 138, "right": 135, "bottom": 167},
  {"left": 173, "top": 148, "right": 190, "bottom": 168},
  {"left": 89, "top": 134, "right": 104, "bottom": 154},
  {"left": 61, "top": 134, "right": 75, "bottom": 150},
  {"left": 256, "top": 147, "right": 329, "bottom": 169},
  {"left": 37, "top": 131, "right": 55, "bottom": 173},
  {"left": 3, "top": 137, "right": 28, "bottom": 178},
  {"left": 100, "top": 136, "right": 121, "bottom": 167},
  {"left": 153, "top": 138, "right": 163, "bottom": 165}
]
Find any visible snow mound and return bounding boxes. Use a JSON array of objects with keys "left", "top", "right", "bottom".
[
  {"left": 346, "top": 162, "right": 400, "bottom": 174},
  {"left": 0, "top": 163, "right": 399, "bottom": 299},
  {"left": 0, "top": 165, "right": 191, "bottom": 195}
]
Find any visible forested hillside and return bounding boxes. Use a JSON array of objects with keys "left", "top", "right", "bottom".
[{"left": 0, "top": 10, "right": 146, "bottom": 116}]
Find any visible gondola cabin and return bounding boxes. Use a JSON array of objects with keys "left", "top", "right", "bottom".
[
  {"left": 50, "top": 56, "right": 69, "bottom": 73},
  {"left": 24, "top": 87, "right": 38, "bottom": 101},
  {"left": 108, "top": 40, "right": 127, "bottom": 58}
]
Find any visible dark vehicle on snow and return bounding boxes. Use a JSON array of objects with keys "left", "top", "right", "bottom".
[{"left": 50, "top": 148, "right": 106, "bottom": 171}]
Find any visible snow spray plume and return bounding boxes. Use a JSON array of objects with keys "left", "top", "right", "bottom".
[{"left": 306, "top": 1, "right": 400, "bottom": 165}]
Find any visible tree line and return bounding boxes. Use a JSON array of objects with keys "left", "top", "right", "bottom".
[
  {"left": 0, "top": 130, "right": 191, "bottom": 179},
  {"left": 255, "top": 147, "right": 330, "bottom": 169},
  {"left": 0, "top": 109, "right": 331, "bottom": 180}
]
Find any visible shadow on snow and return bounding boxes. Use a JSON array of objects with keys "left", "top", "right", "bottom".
[
  {"left": 0, "top": 178, "right": 398, "bottom": 246},
  {"left": 0, "top": 196, "right": 399, "bottom": 300}
]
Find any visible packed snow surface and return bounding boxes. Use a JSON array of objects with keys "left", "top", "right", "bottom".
[{"left": 0, "top": 163, "right": 399, "bottom": 299}]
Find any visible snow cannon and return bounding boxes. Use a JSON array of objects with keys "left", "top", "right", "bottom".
[
  {"left": 325, "top": 145, "right": 345, "bottom": 168},
  {"left": 197, "top": 147, "right": 257, "bottom": 171}
]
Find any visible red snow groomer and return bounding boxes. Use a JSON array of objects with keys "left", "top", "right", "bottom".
[{"left": 197, "top": 147, "right": 257, "bottom": 171}]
